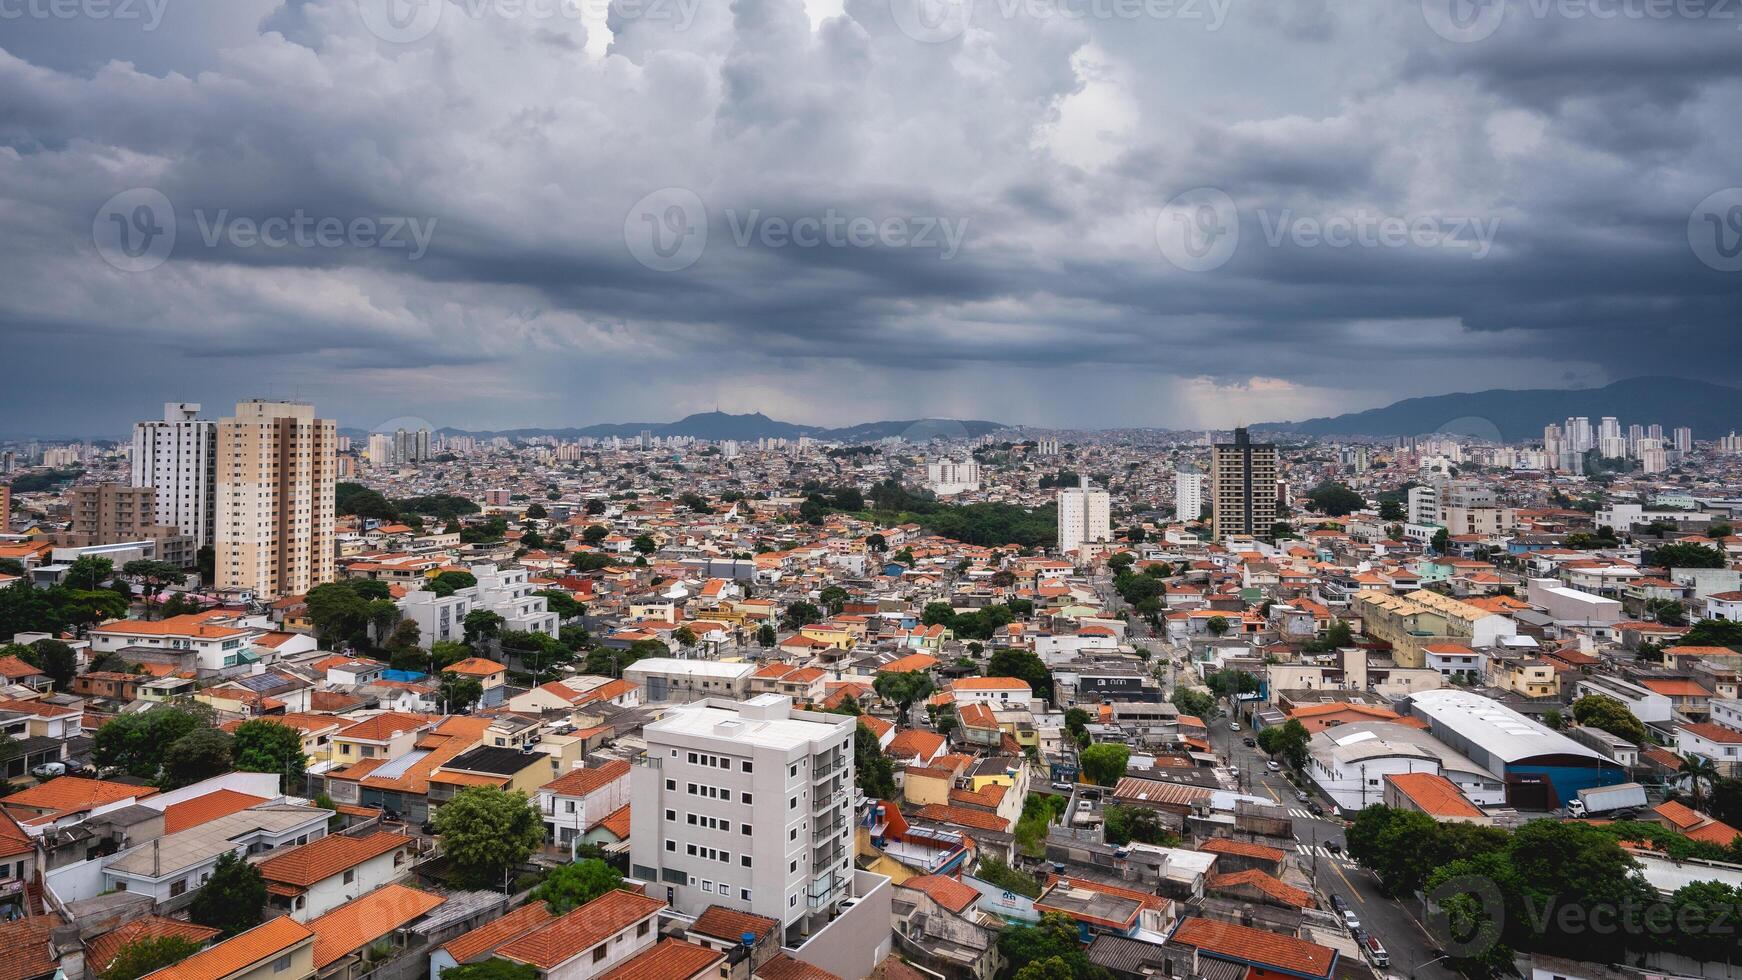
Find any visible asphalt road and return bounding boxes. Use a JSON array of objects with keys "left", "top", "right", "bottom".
[{"left": 1206, "top": 717, "right": 1459, "bottom": 980}]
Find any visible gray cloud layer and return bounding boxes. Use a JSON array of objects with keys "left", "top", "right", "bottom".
[{"left": 1, "top": 0, "right": 1739, "bottom": 435}]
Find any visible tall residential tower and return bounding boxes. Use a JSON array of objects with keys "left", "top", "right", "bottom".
[
  {"left": 131, "top": 402, "right": 217, "bottom": 548},
  {"left": 1210, "top": 427, "right": 1278, "bottom": 542},
  {"left": 215, "top": 400, "right": 336, "bottom": 600}
]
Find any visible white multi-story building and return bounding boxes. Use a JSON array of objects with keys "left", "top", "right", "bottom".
[
  {"left": 367, "top": 433, "right": 393, "bottom": 467},
  {"left": 396, "top": 563, "right": 559, "bottom": 642},
  {"left": 1674, "top": 427, "right": 1694, "bottom": 454},
  {"left": 1056, "top": 475, "right": 1110, "bottom": 556},
  {"left": 629, "top": 695, "right": 856, "bottom": 944},
  {"left": 1174, "top": 468, "right": 1204, "bottom": 522},
  {"left": 1407, "top": 484, "right": 1440, "bottom": 526},
  {"left": 925, "top": 457, "right": 981, "bottom": 495},
  {"left": 132, "top": 403, "right": 217, "bottom": 549}
]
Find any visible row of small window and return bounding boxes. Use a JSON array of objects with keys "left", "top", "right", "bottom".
[
  {"left": 667, "top": 840, "right": 752, "bottom": 868},
  {"left": 672, "top": 780, "right": 752, "bottom": 805},
  {"left": 686, "top": 750, "right": 749, "bottom": 773},
  {"left": 677, "top": 811, "right": 746, "bottom": 834},
  {"left": 665, "top": 868, "right": 750, "bottom": 902}
]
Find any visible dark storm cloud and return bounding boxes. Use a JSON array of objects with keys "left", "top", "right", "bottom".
[{"left": 0, "top": 0, "right": 1739, "bottom": 435}]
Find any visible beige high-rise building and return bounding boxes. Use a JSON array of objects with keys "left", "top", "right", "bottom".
[
  {"left": 215, "top": 400, "right": 336, "bottom": 600},
  {"left": 1210, "top": 427, "right": 1278, "bottom": 542}
]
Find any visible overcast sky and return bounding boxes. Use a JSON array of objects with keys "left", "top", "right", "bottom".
[{"left": 2, "top": 0, "right": 1739, "bottom": 437}]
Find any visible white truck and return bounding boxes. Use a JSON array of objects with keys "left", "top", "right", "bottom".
[{"left": 1567, "top": 782, "right": 1647, "bottom": 818}]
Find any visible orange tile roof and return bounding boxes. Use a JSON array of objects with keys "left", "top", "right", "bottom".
[
  {"left": 1207, "top": 869, "right": 1314, "bottom": 908},
  {"left": 1384, "top": 772, "right": 1483, "bottom": 818},
  {"left": 950, "top": 677, "right": 1029, "bottom": 691},
  {"left": 690, "top": 905, "right": 779, "bottom": 944},
  {"left": 439, "top": 901, "right": 556, "bottom": 964},
  {"left": 0, "top": 915, "right": 64, "bottom": 980},
  {"left": 337, "top": 712, "right": 433, "bottom": 742},
  {"left": 308, "top": 884, "right": 444, "bottom": 968},
  {"left": 542, "top": 759, "right": 631, "bottom": 797},
  {"left": 2, "top": 776, "right": 154, "bottom": 813},
  {"left": 0, "top": 655, "right": 45, "bottom": 680},
  {"left": 445, "top": 658, "right": 507, "bottom": 676},
  {"left": 257, "top": 831, "right": 413, "bottom": 887},
  {"left": 599, "top": 938, "right": 723, "bottom": 980},
  {"left": 499, "top": 890, "right": 665, "bottom": 969},
  {"left": 756, "top": 953, "right": 843, "bottom": 980},
  {"left": 1681, "top": 722, "right": 1742, "bottom": 744},
  {"left": 911, "top": 803, "right": 1010, "bottom": 832},
  {"left": 900, "top": 875, "right": 979, "bottom": 914},
  {"left": 1198, "top": 838, "right": 1286, "bottom": 862},
  {"left": 1640, "top": 678, "right": 1712, "bottom": 697},
  {"left": 145, "top": 917, "right": 313, "bottom": 980},
  {"left": 1170, "top": 916, "right": 1336, "bottom": 978},
  {"left": 87, "top": 916, "right": 220, "bottom": 973},
  {"left": 596, "top": 804, "right": 632, "bottom": 840},
  {"left": 162, "top": 790, "right": 270, "bottom": 834}
]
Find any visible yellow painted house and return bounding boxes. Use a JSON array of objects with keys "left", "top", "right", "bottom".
[{"left": 800, "top": 623, "right": 856, "bottom": 651}]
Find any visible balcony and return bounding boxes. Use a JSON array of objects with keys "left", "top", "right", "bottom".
[
  {"left": 813, "top": 754, "right": 843, "bottom": 780},
  {"left": 812, "top": 839, "right": 843, "bottom": 868}
]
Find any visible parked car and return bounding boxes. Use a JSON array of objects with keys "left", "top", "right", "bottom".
[
  {"left": 1330, "top": 894, "right": 1348, "bottom": 913},
  {"left": 1295, "top": 789, "right": 1309, "bottom": 802},
  {"left": 1364, "top": 936, "right": 1390, "bottom": 968},
  {"left": 1326, "top": 840, "right": 1343, "bottom": 854},
  {"left": 1308, "top": 802, "right": 1325, "bottom": 817},
  {"left": 1229, "top": 722, "right": 1241, "bottom": 732},
  {"left": 1341, "top": 910, "right": 1361, "bottom": 933},
  {"left": 31, "top": 762, "right": 67, "bottom": 779},
  {"left": 1051, "top": 781, "right": 1073, "bottom": 791},
  {"left": 1242, "top": 737, "right": 1256, "bottom": 747},
  {"left": 1265, "top": 760, "right": 1281, "bottom": 772}
]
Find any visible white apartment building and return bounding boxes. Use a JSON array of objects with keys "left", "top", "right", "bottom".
[
  {"left": 629, "top": 695, "right": 856, "bottom": 944},
  {"left": 88, "top": 614, "right": 259, "bottom": 671},
  {"left": 622, "top": 658, "right": 756, "bottom": 703},
  {"left": 926, "top": 457, "right": 982, "bottom": 496},
  {"left": 215, "top": 400, "right": 337, "bottom": 601},
  {"left": 1174, "top": 468, "right": 1204, "bottom": 523},
  {"left": 132, "top": 402, "right": 217, "bottom": 549},
  {"left": 396, "top": 563, "right": 559, "bottom": 642},
  {"left": 1056, "top": 475, "right": 1110, "bottom": 556}
]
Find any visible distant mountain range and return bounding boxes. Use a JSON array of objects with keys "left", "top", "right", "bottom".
[
  {"left": 341, "top": 411, "right": 1008, "bottom": 443},
  {"left": 1258, "top": 377, "right": 1742, "bottom": 441}
]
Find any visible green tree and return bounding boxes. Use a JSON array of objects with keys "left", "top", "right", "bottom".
[
  {"left": 189, "top": 851, "right": 266, "bottom": 937},
  {"left": 101, "top": 934, "right": 207, "bottom": 980},
  {"left": 973, "top": 856, "right": 1041, "bottom": 898},
  {"left": 160, "top": 727, "right": 235, "bottom": 790},
  {"left": 1171, "top": 687, "right": 1216, "bottom": 719},
  {"left": 530, "top": 859, "right": 624, "bottom": 913},
  {"left": 630, "top": 534, "right": 657, "bottom": 555},
  {"left": 1080, "top": 743, "right": 1130, "bottom": 786},
  {"left": 1680, "top": 618, "right": 1742, "bottom": 648},
  {"left": 64, "top": 555, "right": 115, "bottom": 591},
  {"left": 306, "top": 581, "right": 372, "bottom": 648},
  {"left": 1205, "top": 615, "right": 1229, "bottom": 637},
  {"left": 438, "top": 671, "right": 485, "bottom": 712},
  {"left": 756, "top": 624, "right": 776, "bottom": 648},
  {"left": 1305, "top": 481, "right": 1364, "bottom": 517},
  {"left": 463, "top": 609, "right": 505, "bottom": 648},
  {"left": 855, "top": 721, "right": 896, "bottom": 799},
  {"left": 231, "top": 720, "right": 307, "bottom": 794},
  {"left": 872, "top": 670, "right": 934, "bottom": 717},
  {"left": 429, "top": 570, "right": 479, "bottom": 597},
  {"left": 437, "top": 960, "right": 539, "bottom": 980},
  {"left": 1653, "top": 542, "right": 1726, "bottom": 569},
  {"left": 121, "top": 559, "right": 187, "bottom": 619},
  {"left": 1013, "top": 958, "right": 1073, "bottom": 980},
  {"left": 1571, "top": 694, "right": 1648, "bottom": 744},
  {"left": 534, "top": 590, "right": 585, "bottom": 620},
  {"left": 986, "top": 649, "right": 1054, "bottom": 701},
  {"left": 1680, "top": 755, "right": 1720, "bottom": 811},
  {"left": 995, "top": 913, "right": 1108, "bottom": 980},
  {"left": 94, "top": 705, "right": 212, "bottom": 780},
  {"left": 1256, "top": 719, "right": 1310, "bottom": 770},
  {"left": 782, "top": 601, "right": 822, "bottom": 629},
  {"left": 819, "top": 585, "right": 849, "bottom": 616},
  {"left": 1430, "top": 527, "right": 1451, "bottom": 553},
  {"left": 432, "top": 787, "right": 546, "bottom": 889},
  {"left": 24, "top": 638, "right": 78, "bottom": 690},
  {"left": 1103, "top": 805, "right": 1178, "bottom": 846}
]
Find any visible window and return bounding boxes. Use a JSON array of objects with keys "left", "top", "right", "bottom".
[
  {"left": 790, "top": 764, "right": 798, "bottom": 777},
  {"left": 666, "top": 779, "right": 676, "bottom": 791},
  {"left": 593, "top": 947, "right": 607, "bottom": 964},
  {"left": 741, "top": 792, "right": 752, "bottom": 804},
  {"left": 702, "top": 880, "right": 713, "bottom": 893},
  {"left": 273, "top": 955, "right": 293, "bottom": 973},
  {"left": 343, "top": 869, "right": 356, "bottom": 884},
  {"left": 741, "top": 888, "right": 751, "bottom": 901},
  {"left": 666, "top": 840, "right": 676, "bottom": 852},
  {"left": 666, "top": 809, "right": 677, "bottom": 822},
  {"left": 790, "top": 797, "right": 798, "bottom": 809},
  {"left": 742, "top": 761, "right": 753, "bottom": 773},
  {"left": 638, "top": 921, "right": 650, "bottom": 937},
  {"left": 741, "top": 823, "right": 752, "bottom": 835},
  {"left": 169, "top": 879, "right": 187, "bottom": 897},
  {"left": 741, "top": 855, "right": 752, "bottom": 867}
]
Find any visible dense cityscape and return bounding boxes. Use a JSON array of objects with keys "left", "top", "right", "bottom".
[{"left": 2, "top": 397, "right": 1742, "bottom": 980}]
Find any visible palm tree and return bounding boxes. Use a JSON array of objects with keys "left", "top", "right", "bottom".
[{"left": 1680, "top": 756, "right": 1720, "bottom": 811}]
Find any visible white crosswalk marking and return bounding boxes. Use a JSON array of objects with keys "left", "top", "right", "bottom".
[{"left": 1288, "top": 807, "right": 1314, "bottom": 819}]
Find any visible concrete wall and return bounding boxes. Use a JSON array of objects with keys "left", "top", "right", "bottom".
[{"left": 786, "top": 870, "right": 893, "bottom": 980}]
